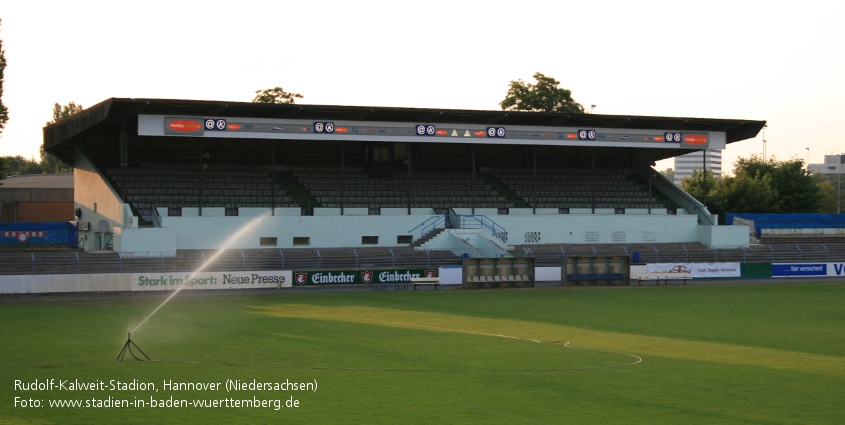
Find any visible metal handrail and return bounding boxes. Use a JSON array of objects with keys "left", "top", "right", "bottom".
[
  {"left": 408, "top": 214, "right": 509, "bottom": 245},
  {"left": 407, "top": 215, "right": 443, "bottom": 236}
]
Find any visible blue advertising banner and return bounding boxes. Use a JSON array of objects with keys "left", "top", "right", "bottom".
[
  {"left": 0, "top": 222, "right": 77, "bottom": 247},
  {"left": 772, "top": 263, "right": 827, "bottom": 277},
  {"left": 828, "top": 263, "right": 845, "bottom": 276},
  {"left": 726, "top": 213, "right": 845, "bottom": 229}
]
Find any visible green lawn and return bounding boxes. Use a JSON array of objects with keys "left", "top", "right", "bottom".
[{"left": 2, "top": 282, "right": 844, "bottom": 424}]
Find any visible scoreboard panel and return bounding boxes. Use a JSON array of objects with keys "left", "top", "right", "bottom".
[{"left": 139, "top": 115, "right": 724, "bottom": 150}]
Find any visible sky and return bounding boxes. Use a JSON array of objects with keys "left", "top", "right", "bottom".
[{"left": 1, "top": 0, "right": 844, "bottom": 173}]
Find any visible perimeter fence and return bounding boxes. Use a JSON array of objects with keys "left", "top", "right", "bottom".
[
  {"left": 0, "top": 248, "right": 463, "bottom": 275},
  {"left": 519, "top": 243, "right": 845, "bottom": 267},
  {"left": 3, "top": 243, "right": 845, "bottom": 275}
]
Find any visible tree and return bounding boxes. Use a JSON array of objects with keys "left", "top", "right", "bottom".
[
  {"left": 1, "top": 155, "right": 42, "bottom": 175},
  {"left": 252, "top": 87, "right": 303, "bottom": 104},
  {"left": 682, "top": 155, "right": 823, "bottom": 221},
  {"left": 41, "top": 102, "right": 83, "bottom": 174},
  {"left": 0, "top": 19, "right": 8, "bottom": 181},
  {"left": 732, "top": 156, "right": 820, "bottom": 213},
  {"left": 814, "top": 173, "right": 845, "bottom": 213},
  {"left": 659, "top": 168, "right": 674, "bottom": 182},
  {"left": 0, "top": 19, "right": 8, "bottom": 137},
  {"left": 708, "top": 172, "right": 779, "bottom": 217},
  {"left": 499, "top": 72, "right": 585, "bottom": 114},
  {"left": 47, "top": 101, "right": 83, "bottom": 125},
  {"left": 814, "top": 176, "right": 838, "bottom": 214},
  {"left": 679, "top": 168, "right": 719, "bottom": 205}
]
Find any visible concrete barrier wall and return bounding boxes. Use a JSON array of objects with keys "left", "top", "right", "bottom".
[
  {"left": 0, "top": 275, "right": 34, "bottom": 293},
  {"left": 1, "top": 267, "right": 531, "bottom": 293},
  {"left": 438, "top": 266, "right": 463, "bottom": 285},
  {"left": 0, "top": 271, "right": 292, "bottom": 294},
  {"left": 4, "top": 262, "right": 836, "bottom": 294},
  {"left": 131, "top": 271, "right": 292, "bottom": 291},
  {"left": 114, "top": 227, "right": 178, "bottom": 257},
  {"left": 0, "top": 274, "right": 132, "bottom": 294},
  {"left": 536, "top": 267, "right": 562, "bottom": 282}
]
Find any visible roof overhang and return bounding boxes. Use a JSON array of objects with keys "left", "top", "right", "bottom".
[{"left": 43, "top": 98, "right": 767, "bottom": 165}]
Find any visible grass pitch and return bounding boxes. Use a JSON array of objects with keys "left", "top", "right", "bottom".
[{"left": 2, "top": 282, "right": 844, "bottom": 424}]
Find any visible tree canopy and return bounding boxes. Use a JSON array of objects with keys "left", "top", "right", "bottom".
[
  {"left": 0, "top": 19, "right": 8, "bottom": 180},
  {"left": 1, "top": 155, "right": 42, "bottom": 176},
  {"left": 681, "top": 155, "right": 823, "bottom": 219},
  {"left": 732, "top": 157, "right": 820, "bottom": 213},
  {"left": 814, "top": 175, "right": 838, "bottom": 214},
  {"left": 679, "top": 168, "right": 720, "bottom": 204},
  {"left": 813, "top": 173, "right": 845, "bottom": 214},
  {"left": 0, "top": 19, "right": 8, "bottom": 137},
  {"left": 499, "top": 72, "right": 585, "bottom": 114},
  {"left": 41, "top": 102, "right": 83, "bottom": 174},
  {"left": 46, "top": 101, "right": 83, "bottom": 125},
  {"left": 252, "top": 87, "right": 303, "bottom": 104}
]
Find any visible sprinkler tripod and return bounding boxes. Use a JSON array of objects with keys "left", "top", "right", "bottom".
[{"left": 117, "top": 333, "right": 150, "bottom": 362}]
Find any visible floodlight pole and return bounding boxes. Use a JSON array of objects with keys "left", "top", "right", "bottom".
[
  {"left": 271, "top": 143, "right": 276, "bottom": 216},
  {"left": 763, "top": 139, "right": 767, "bottom": 162},
  {"left": 701, "top": 150, "right": 707, "bottom": 207},
  {"left": 806, "top": 147, "right": 810, "bottom": 171},
  {"left": 199, "top": 146, "right": 204, "bottom": 217}
]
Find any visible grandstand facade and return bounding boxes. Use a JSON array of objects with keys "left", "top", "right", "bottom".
[{"left": 43, "top": 98, "right": 765, "bottom": 257}]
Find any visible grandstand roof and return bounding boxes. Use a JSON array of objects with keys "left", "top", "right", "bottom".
[{"left": 44, "top": 98, "right": 766, "bottom": 165}]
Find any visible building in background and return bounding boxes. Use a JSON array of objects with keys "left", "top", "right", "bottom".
[
  {"left": 0, "top": 174, "right": 74, "bottom": 222},
  {"left": 674, "top": 149, "right": 722, "bottom": 184},
  {"left": 808, "top": 154, "right": 844, "bottom": 175}
]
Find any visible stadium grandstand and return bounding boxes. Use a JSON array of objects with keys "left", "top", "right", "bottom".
[{"left": 28, "top": 98, "right": 774, "bottom": 270}]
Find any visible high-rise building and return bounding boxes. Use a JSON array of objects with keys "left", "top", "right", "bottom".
[
  {"left": 673, "top": 149, "right": 722, "bottom": 185},
  {"left": 808, "top": 154, "right": 845, "bottom": 175}
]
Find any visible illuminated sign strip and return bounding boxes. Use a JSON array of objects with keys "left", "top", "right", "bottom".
[{"left": 139, "top": 115, "right": 724, "bottom": 150}]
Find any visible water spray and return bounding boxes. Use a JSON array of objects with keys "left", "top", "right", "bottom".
[{"left": 119, "top": 213, "right": 267, "bottom": 361}]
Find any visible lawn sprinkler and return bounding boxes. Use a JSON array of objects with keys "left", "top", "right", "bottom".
[{"left": 117, "top": 332, "right": 150, "bottom": 362}]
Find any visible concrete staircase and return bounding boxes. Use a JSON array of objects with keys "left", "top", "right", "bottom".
[{"left": 412, "top": 227, "right": 446, "bottom": 248}]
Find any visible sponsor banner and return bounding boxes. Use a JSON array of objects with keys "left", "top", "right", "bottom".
[
  {"left": 772, "top": 263, "right": 829, "bottom": 277},
  {"left": 144, "top": 114, "right": 725, "bottom": 151},
  {"left": 690, "top": 263, "right": 741, "bottom": 278},
  {"left": 131, "top": 271, "right": 292, "bottom": 291},
  {"left": 645, "top": 263, "right": 740, "bottom": 279},
  {"left": 164, "top": 117, "right": 205, "bottom": 135},
  {"left": 645, "top": 263, "right": 692, "bottom": 279},
  {"left": 830, "top": 263, "right": 845, "bottom": 276},
  {"left": 293, "top": 269, "right": 438, "bottom": 286}
]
